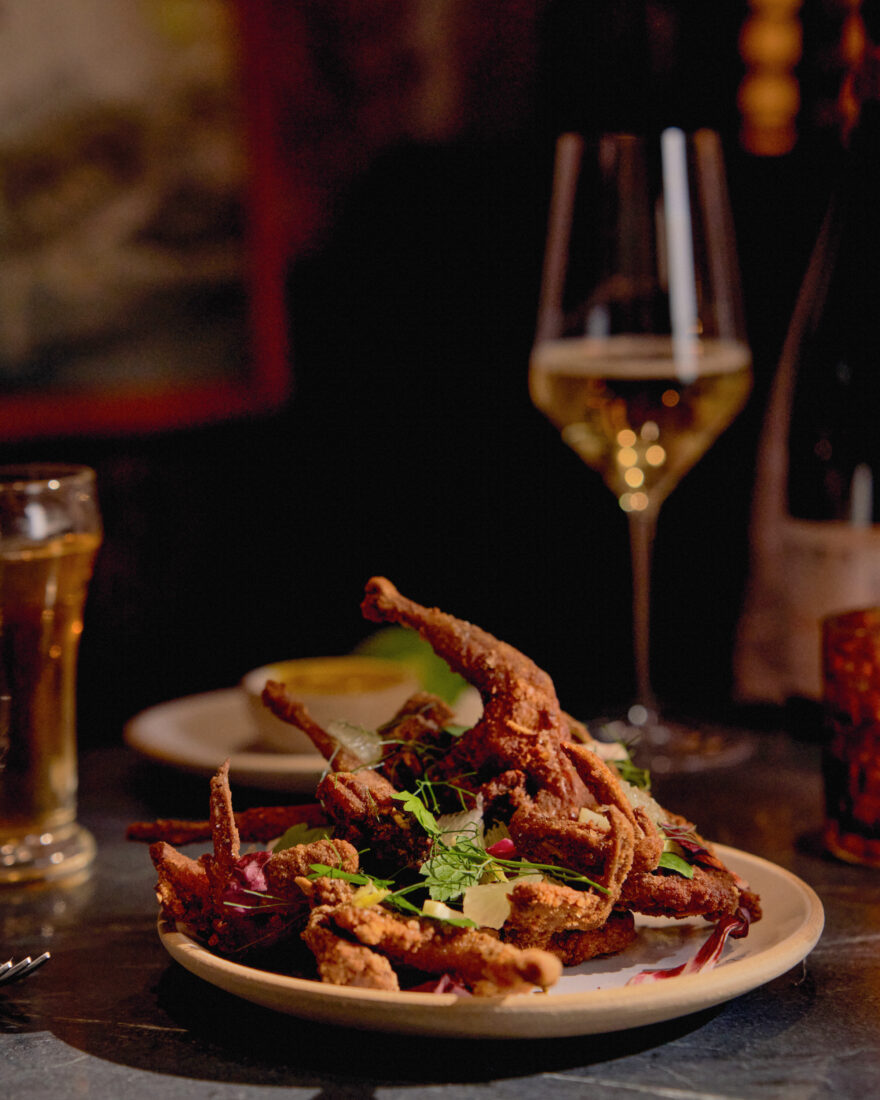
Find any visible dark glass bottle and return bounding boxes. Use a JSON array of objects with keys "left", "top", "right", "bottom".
[
  {"left": 786, "top": 96, "right": 880, "bottom": 523},
  {"left": 736, "top": 38, "right": 880, "bottom": 708}
]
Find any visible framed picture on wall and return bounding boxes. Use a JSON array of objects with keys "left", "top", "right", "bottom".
[{"left": 0, "top": 0, "right": 289, "bottom": 440}]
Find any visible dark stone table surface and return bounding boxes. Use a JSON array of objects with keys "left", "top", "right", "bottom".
[{"left": 2, "top": 732, "right": 877, "bottom": 1099}]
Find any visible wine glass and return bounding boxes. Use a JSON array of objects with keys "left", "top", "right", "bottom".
[{"left": 530, "top": 129, "right": 753, "bottom": 772}]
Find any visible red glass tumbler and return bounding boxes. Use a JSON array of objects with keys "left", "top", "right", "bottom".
[{"left": 822, "top": 608, "right": 880, "bottom": 866}]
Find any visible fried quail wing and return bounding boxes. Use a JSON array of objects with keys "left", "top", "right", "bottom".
[
  {"left": 262, "top": 677, "right": 440, "bottom": 868},
  {"left": 261, "top": 679, "right": 386, "bottom": 779},
  {"left": 562, "top": 741, "right": 664, "bottom": 873},
  {"left": 316, "top": 769, "right": 433, "bottom": 868},
  {"left": 303, "top": 908, "right": 401, "bottom": 990},
  {"left": 316, "top": 901, "right": 562, "bottom": 995}
]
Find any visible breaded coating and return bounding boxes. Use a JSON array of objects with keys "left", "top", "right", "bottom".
[
  {"left": 263, "top": 839, "right": 359, "bottom": 898},
  {"left": 317, "top": 770, "right": 432, "bottom": 868},
  {"left": 377, "top": 692, "right": 458, "bottom": 794},
  {"left": 503, "top": 878, "right": 610, "bottom": 946},
  {"left": 562, "top": 741, "right": 663, "bottom": 873},
  {"left": 150, "top": 841, "right": 212, "bottom": 921},
  {"left": 552, "top": 910, "right": 637, "bottom": 966},
  {"left": 505, "top": 892, "right": 637, "bottom": 966},
  {"left": 509, "top": 803, "right": 621, "bottom": 880},
  {"left": 620, "top": 864, "right": 743, "bottom": 921},
  {"left": 511, "top": 803, "right": 635, "bottom": 903},
  {"left": 303, "top": 908, "right": 400, "bottom": 990},
  {"left": 205, "top": 759, "right": 240, "bottom": 890},
  {"left": 324, "top": 902, "right": 562, "bottom": 996},
  {"left": 294, "top": 876, "right": 356, "bottom": 908}
]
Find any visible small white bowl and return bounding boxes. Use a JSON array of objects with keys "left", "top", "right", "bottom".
[{"left": 241, "top": 656, "right": 421, "bottom": 754}]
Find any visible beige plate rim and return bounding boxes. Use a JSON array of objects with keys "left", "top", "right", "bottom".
[
  {"left": 124, "top": 687, "right": 326, "bottom": 791},
  {"left": 157, "top": 845, "right": 824, "bottom": 1039}
]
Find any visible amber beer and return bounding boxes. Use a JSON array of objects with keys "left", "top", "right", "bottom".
[{"left": 0, "top": 467, "right": 101, "bottom": 883}]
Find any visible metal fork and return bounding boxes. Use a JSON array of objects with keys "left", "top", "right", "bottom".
[{"left": 0, "top": 952, "right": 50, "bottom": 987}]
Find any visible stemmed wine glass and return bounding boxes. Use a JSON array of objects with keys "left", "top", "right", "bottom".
[{"left": 530, "top": 129, "right": 753, "bottom": 773}]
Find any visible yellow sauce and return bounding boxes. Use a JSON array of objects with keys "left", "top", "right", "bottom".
[{"left": 268, "top": 657, "right": 411, "bottom": 696}]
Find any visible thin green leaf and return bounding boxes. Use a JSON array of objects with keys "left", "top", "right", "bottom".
[
  {"left": 308, "top": 863, "right": 395, "bottom": 889},
  {"left": 430, "top": 913, "right": 478, "bottom": 928},
  {"left": 390, "top": 789, "right": 441, "bottom": 835},
  {"left": 657, "top": 851, "right": 695, "bottom": 879},
  {"left": 382, "top": 891, "right": 424, "bottom": 915},
  {"left": 611, "top": 750, "right": 652, "bottom": 791},
  {"left": 272, "top": 821, "right": 334, "bottom": 852}
]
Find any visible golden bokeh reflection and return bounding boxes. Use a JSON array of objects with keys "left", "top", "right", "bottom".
[
  {"left": 646, "top": 444, "right": 666, "bottom": 467},
  {"left": 620, "top": 491, "right": 649, "bottom": 513},
  {"left": 618, "top": 447, "right": 638, "bottom": 467},
  {"left": 624, "top": 467, "right": 645, "bottom": 488}
]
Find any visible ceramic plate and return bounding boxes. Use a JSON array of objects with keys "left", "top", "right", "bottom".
[
  {"left": 158, "top": 846, "right": 824, "bottom": 1038},
  {"left": 124, "top": 688, "right": 326, "bottom": 791}
]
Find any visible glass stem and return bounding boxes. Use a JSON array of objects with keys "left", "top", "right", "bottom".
[{"left": 628, "top": 512, "right": 658, "bottom": 713}]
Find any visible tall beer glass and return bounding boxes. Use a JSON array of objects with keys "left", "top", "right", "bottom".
[{"left": 0, "top": 465, "right": 101, "bottom": 883}]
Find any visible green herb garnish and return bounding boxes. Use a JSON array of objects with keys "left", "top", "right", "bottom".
[
  {"left": 611, "top": 749, "right": 651, "bottom": 790},
  {"left": 272, "top": 821, "right": 334, "bottom": 852},
  {"left": 657, "top": 850, "right": 695, "bottom": 878},
  {"left": 308, "top": 864, "right": 394, "bottom": 888},
  {"left": 390, "top": 789, "right": 442, "bottom": 834}
]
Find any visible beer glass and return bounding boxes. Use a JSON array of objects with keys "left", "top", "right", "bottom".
[{"left": 0, "top": 465, "right": 101, "bottom": 883}]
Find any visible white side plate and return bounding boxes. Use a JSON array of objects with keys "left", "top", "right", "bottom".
[{"left": 125, "top": 688, "right": 326, "bottom": 791}]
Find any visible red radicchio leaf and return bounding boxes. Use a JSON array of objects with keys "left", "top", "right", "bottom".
[
  {"left": 222, "top": 850, "right": 272, "bottom": 909},
  {"left": 626, "top": 907, "right": 752, "bottom": 985},
  {"left": 487, "top": 838, "right": 517, "bottom": 858},
  {"left": 660, "top": 823, "right": 726, "bottom": 870},
  {"left": 407, "top": 973, "right": 474, "bottom": 996}
]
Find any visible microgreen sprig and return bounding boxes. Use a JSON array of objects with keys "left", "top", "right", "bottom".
[{"left": 391, "top": 788, "right": 608, "bottom": 902}]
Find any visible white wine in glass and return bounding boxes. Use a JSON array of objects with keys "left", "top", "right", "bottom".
[{"left": 530, "top": 130, "right": 753, "bottom": 772}]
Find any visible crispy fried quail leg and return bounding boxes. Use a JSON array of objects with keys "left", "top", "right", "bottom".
[
  {"left": 361, "top": 577, "right": 586, "bottom": 809},
  {"left": 262, "top": 680, "right": 369, "bottom": 773}
]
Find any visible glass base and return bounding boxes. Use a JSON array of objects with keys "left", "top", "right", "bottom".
[
  {"left": 0, "top": 823, "right": 96, "bottom": 886},
  {"left": 592, "top": 704, "right": 756, "bottom": 775},
  {"left": 822, "top": 819, "right": 880, "bottom": 867}
]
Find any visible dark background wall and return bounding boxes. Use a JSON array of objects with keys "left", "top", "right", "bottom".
[{"left": 0, "top": 1, "right": 847, "bottom": 744}]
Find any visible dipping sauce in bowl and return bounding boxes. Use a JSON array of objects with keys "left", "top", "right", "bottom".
[{"left": 241, "top": 656, "right": 420, "bottom": 753}]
